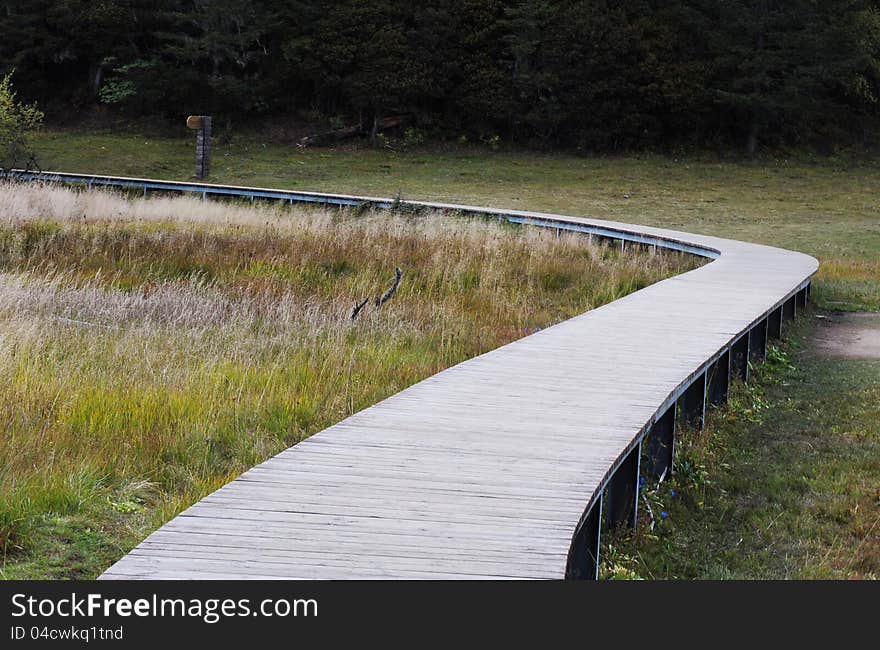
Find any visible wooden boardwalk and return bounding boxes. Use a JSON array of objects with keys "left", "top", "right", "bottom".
[{"left": 19, "top": 173, "right": 816, "bottom": 580}]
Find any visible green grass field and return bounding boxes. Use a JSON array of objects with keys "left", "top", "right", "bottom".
[
  {"left": 7, "top": 129, "right": 880, "bottom": 579},
  {"left": 30, "top": 129, "right": 880, "bottom": 311},
  {"left": 0, "top": 181, "right": 693, "bottom": 578}
]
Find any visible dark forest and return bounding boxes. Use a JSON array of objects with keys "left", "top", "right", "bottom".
[{"left": 3, "top": 1, "right": 879, "bottom": 152}]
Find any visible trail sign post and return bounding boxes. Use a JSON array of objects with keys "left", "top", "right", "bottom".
[{"left": 187, "top": 115, "right": 211, "bottom": 179}]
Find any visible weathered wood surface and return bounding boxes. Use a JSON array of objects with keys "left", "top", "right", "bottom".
[{"left": 90, "top": 182, "right": 817, "bottom": 580}]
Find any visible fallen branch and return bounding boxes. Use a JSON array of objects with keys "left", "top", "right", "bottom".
[
  {"left": 298, "top": 123, "right": 364, "bottom": 148},
  {"left": 349, "top": 266, "right": 403, "bottom": 321},
  {"left": 350, "top": 297, "right": 369, "bottom": 321},
  {"left": 375, "top": 267, "right": 403, "bottom": 309},
  {"left": 297, "top": 116, "right": 409, "bottom": 148}
]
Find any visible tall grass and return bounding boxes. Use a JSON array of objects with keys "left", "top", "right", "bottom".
[{"left": 0, "top": 181, "right": 700, "bottom": 577}]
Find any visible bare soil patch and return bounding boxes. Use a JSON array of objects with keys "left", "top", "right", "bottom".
[{"left": 811, "top": 312, "right": 880, "bottom": 359}]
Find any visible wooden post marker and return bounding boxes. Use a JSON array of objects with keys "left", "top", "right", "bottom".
[{"left": 187, "top": 115, "right": 211, "bottom": 179}]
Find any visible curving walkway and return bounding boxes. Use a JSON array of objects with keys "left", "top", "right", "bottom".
[{"left": 12, "top": 172, "right": 818, "bottom": 579}]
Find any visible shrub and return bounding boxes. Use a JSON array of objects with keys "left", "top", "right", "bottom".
[{"left": 0, "top": 73, "right": 44, "bottom": 171}]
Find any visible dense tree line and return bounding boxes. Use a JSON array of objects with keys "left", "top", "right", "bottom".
[{"left": 2, "top": 1, "right": 879, "bottom": 152}]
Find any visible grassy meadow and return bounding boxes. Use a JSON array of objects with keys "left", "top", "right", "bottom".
[
  {"left": 29, "top": 129, "right": 880, "bottom": 311},
  {"left": 4, "top": 130, "right": 878, "bottom": 580},
  {"left": 0, "top": 181, "right": 697, "bottom": 578}
]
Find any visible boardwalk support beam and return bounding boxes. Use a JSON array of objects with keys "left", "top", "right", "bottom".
[
  {"left": 768, "top": 305, "right": 783, "bottom": 340},
  {"left": 644, "top": 404, "right": 676, "bottom": 480},
  {"left": 566, "top": 494, "right": 603, "bottom": 580},
  {"left": 796, "top": 287, "right": 808, "bottom": 312},
  {"left": 749, "top": 318, "right": 768, "bottom": 365},
  {"left": 681, "top": 371, "right": 707, "bottom": 429},
  {"left": 782, "top": 295, "right": 796, "bottom": 325},
  {"left": 606, "top": 443, "right": 641, "bottom": 530},
  {"left": 708, "top": 350, "right": 730, "bottom": 407},
  {"left": 730, "top": 334, "right": 749, "bottom": 382}
]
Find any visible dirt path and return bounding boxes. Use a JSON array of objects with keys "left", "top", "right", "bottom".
[{"left": 811, "top": 311, "right": 880, "bottom": 359}]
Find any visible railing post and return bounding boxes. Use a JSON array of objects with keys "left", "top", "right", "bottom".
[
  {"left": 645, "top": 404, "right": 675, "bottom": 480},
  {"left": 681, "top": 370, "right": 707, "bottom": 430},
  {"left": 606, "top": 443, "right": 641, "bottom": 530},
  {"left": 566, "top": 494, "right": 603, "bottom": 580}
]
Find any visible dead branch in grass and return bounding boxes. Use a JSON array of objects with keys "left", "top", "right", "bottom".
[
  {"left": 375, "top": 267, "right": 403, "bottom": 309},
  {"left": 350, "top": 297, "right": 369, "bottom": 321}
]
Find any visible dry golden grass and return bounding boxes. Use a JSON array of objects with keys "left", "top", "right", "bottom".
[
  {"left": 30, "top": 129, "right": 880, "bottom": 311},
  {"left": 0, "top": 181, "right": 699, "bottom": 578}
]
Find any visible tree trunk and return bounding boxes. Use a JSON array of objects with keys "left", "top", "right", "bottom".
[
  {"left": 88, "top": 63, "right": 104, "bottom": 101},
  {"left": 746, "top": 118, "right": 759, "bottom": 156},
  {"left": 369, "top": 113, "right": 380, "bottom": 145}
]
